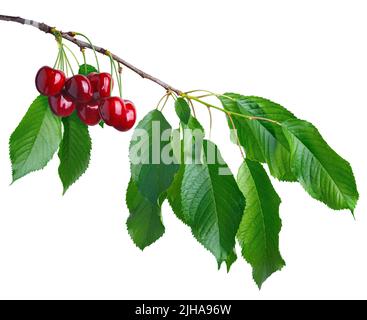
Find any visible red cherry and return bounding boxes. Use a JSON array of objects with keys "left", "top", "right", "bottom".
[
  {"left": 48, "top": 92, "right": 76, "bottom": 117},
  {"left": 35, "top": 66, "right": 65, "bottom": 96},
  {"left": 99, "top": 97, "right": 122, "bottom": 126},
  {"left": 88, "top": 72, "right": 113, "bottom": 100},
  {"left": 99, "top": 97, "right": 137, "bottom": 131},
  {"left": 117, "top": 99, "right": 137, "bottom": 132},
  {"left": 77, "top": 101, "right": 101, "bottom": 126},
  {"left": 64, "top": 75, "right": 93, "bottom": 103}
]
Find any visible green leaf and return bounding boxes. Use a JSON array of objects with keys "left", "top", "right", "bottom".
[
  {"left": 168, "top": 161, "right": 240, "bottom": 272},
  {"left": 129, "top": 110, "right": 179, "bottom": 203},
  {"left": 175, "top": 97, "right": 191, "bottom": 124},
  {"left": 226, "top": 249, "right": 237, "bottom": 272},
  {"left": 126, "top": 179, "right": 165, "bottom": 250},
  {"left": 168, "top": 139, "right": 241, "bottom": 271},
  {"left": 78, "top": 64, "right": 97, "bottom": 76},
  {"left": 282, "top": 119, "right": 359, "bottom": 212},
  {"left": 180, "top": 140, "right": 246, "bottom": 267},
  {"left": 99, "top": 121, "right": 105, "bottom": 128},
  {"left": 220, "top": 93, "right": 296, "bottom": 181},
  {"left": 237, "top": 159, "right": 285, "bottom": 288},
  {"left": 186, "top": 116, "right": 205, "bottom": 134},
  {"left": 167, "top": 118, "right": 205, "bottom": 225},
  {"left": 167, "top": 164, "right": 187, "bottom": 224},
  {"left": 58, "top": 113, "right": 92, "bottom": 194},
  {"left": 9, "top": 95, "right": 62, "bottom": 182}
]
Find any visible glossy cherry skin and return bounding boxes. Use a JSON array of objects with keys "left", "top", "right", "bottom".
[
  {"left": 35, "top": 66, "right": 66, "bottom": 96},
  {"left": 99, "top": 97, "right": 123, "bottom": 126},
  {"left": 117, "top": 99, "right": 137, "bottom": 132},
  {"left": 88, "top": 72, "right": 113, "bottom": 100},
  {"left": 48, "top": 92, "right": 76, "bottom": 117},
  {"left": 64, "top": 75, "right": 93, "bottom": 103},
  {"left": 99, "top": 97, "right": 137, "bottom": 131},
  {"left": 77, "top": 101, "right": 101, "bottom": 126}
]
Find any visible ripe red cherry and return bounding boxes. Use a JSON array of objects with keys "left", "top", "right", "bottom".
[
  {"left": 48, "top": 92, "right": 76, "bottom": 117},
  {"left": 117, "top": 99, "right": 137, "bottom": 132},
  {"left": 77, "top": 101, "right": 101, "bottom": 126},
  {"left": 64, "top": 75, "right": 93, "bottom": 103},
  {"left": 99, "top": 97, "right": 122, "bottom": 126},
  {"left": 99, "top": 97, "right": 137, "bottom": 131},
  {"left": 88, "top": 72, "right": 113, "bottom": 100},
  {"left": 35, "top": 66, "right": 66, "bottom": 96}
]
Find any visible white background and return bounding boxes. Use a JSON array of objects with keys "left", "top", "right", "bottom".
[{"left": 0, "top": 0, "right": 366, "bottom": 300}]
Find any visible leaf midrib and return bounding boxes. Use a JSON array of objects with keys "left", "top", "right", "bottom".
[
  {"left": 221, "top": 96, "right": 265, "bottom": 161},
  {"left": 61, "top": 120, "right": 72, "bottom": 166},
  {"left": 246, "top": 165, "right": 269, "bottom": 262},
  {"left": 17, "top": 106, "right": 51, "bottom": 175},
  {"left": 288, "top": 127, "right": 350, "bottom": 206},
  {"left": 237, "top": 100, "right": 290, "bottom": 151},
  {"left": 207, "top": 163, "right": 236, "bottom": 258}
]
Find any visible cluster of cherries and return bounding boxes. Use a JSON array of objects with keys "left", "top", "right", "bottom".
[{"left": 35, "top": 66, "right": 136, "bottom": 131}]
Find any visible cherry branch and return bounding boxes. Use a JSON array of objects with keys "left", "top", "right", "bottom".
[{"left": 0, "top": 14, "right": 182, "bottom": 95}]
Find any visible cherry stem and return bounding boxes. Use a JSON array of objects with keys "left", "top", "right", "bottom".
[
  {"left": 54, "top": 36, "right": 64, "bottom": 71},
  {"left": 53, "top": 49, "right": 61, "bottom": 69},
  {"left": 156, "top": 92, "right": 170, "bottom": 110},
  {"left": 62, "top": 46, "right": 74, "bottom": 76},
  {"left": 63, "top": 44, "right": 80, "bottom": 66},
  {"left": 74, "top": 32, "right": 100, "bottom": 72},
  {"left": 58, "top": 44, "right": 64, "bottom": 71},
  {"left": 65, "top": 53, "right": 69, "bottom": 76},
  {"left": 108, "top": 52, "right": 122, "bottom": 97},
  {"left": 160, "top": 93, "right": 171, "bottom": 112},
  {"left": 81, "top": 49, "right": 87, "bottom": 74},
  {"left": 170, "top": 91, "right": 178, "bottom": 102},
  {"left": 118, "top": 63, "right": 123, "bottom": 97},
  {"left": 109, "top": 54, "right": 114, "bottom": 95}
]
